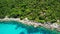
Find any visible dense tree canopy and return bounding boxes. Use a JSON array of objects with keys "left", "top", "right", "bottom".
[{"left": 0, "top": 0, "right": 60, "bottom": 23}]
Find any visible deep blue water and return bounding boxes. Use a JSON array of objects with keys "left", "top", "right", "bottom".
[{"left": 0, "top": 21, "right": 60, "bottom": 34}]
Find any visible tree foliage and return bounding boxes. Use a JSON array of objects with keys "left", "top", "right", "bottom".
[{"left": 0, "top": 0, "right": 60, "bottom": 23}]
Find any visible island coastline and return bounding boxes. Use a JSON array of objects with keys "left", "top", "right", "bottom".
[{"left": 0, "top": 16, "right": 60, "bottom": 32}]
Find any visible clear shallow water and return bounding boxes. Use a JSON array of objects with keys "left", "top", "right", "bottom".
[{"left": 0, "top": 21, "right": 60, "bottom": 34}]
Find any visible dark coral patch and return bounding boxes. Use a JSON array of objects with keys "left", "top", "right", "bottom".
[{"left": 19, "top": 32, "right": 25, "bottom": 34}]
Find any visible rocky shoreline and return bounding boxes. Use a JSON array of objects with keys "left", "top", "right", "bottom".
[{"left": 0, "top": 16, "right": 60, "bottom": 31}]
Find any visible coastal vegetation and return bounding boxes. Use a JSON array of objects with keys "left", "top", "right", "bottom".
[{"left": 0, "top": 0, "right": 60, "bottom": 23}]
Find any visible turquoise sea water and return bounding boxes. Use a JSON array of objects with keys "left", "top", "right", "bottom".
[{"left": 0, "top": 21, "right": 60, "bottom": 34}]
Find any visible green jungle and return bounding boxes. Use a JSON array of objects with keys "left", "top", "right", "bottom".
[{"left": 0, "top": 0, "right": 60, "bottom": 23}]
